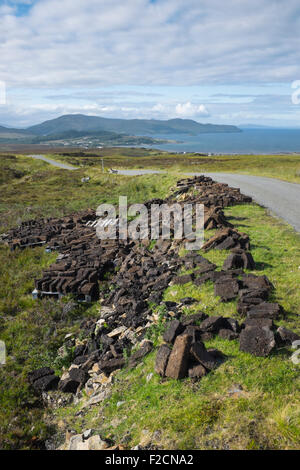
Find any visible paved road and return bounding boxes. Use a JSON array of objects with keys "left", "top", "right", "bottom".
[
  {"left": 26, "top": 155, "right": 300, "bottom": 232},
  {"left": 29, "top": 154, "right": 78, "bottom": 170},
  {"left": 116, "top": 170, "right": 300, "bottom": 233},
  {"left": 189, "top": 172, "right": 300, "bottom": 233}
]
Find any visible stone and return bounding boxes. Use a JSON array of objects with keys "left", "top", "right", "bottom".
[
  {"left": 128, "top": 340, "right": 153, "bottom": 368},
  {"left": 58, "top": 368, "right": 88, "bottom": 393},
  {"left": 290, "top": 349, "right": 300, "bottom": 365},
  {"left": 165, "top": 334, "right": 192, "bottom": 379},
  {"left": 155, "top": 344, "right": 172, "bottom": 377},
  {"left": 99, "top": 357, "right": 125, "bottom": 376},
  {"left": 183, "top": 325, "right": 203, "bottom": 343},
  {"left": 247, "top": 302, "right": 284, "bottom": 320},
  {"left": 69, "top": 434, "right": 84, "bottom": 450},
  {"left": 276, "top": 326, "right": 300, "bottom": 346},
  {"left": 163, "top": 320, "right": 184, "bottom": 343},
  {"left": 172, "top": 274, "right": 193, "bottom": 285},
  {"left": 223, "top": 250, "right": 255, "bottom": 271},
  {"left": 146, "top": 373, "right": 154, "bottom": 382},
  {"left": 241, "top": 274, "right": 273, "bottom": 291},
  {"left": 239, "top": 326, "right": 276, "bottom": 356},
  {"left": 28, "top": 367, "right": 55, "bottom": 385},
  {"left": 188, "top": 363, "right": 207, "bottom": 379},
  {"left": 218, "top": 329, "right": 239, "bottom": 340},
  {"left": 82, "top": 429, "right": 92, "bottom": 440},
  {"left": 199, "top": 332, "right": 214, "bottom": 342},
  {"left": 190, "top": 342, "right": 218, "bottom": 370},
  {"left": 117, "top": 401, "right": 126, "bottom": 408},
  {"left": 33, "top": 375, "right": 59, "bottom": 393},
  {"left": 214, "top": 278, "right": 239, "bottom": 301},
  {"left": 200, "top": 316, "right": 227, "bottom": 333},
  {"left": 87, "top": 435, "right": 108, "bottom": 450},
  {"left": 224, "top": 317, "right": 241, "bottom": 333},
  {"left": 243, "top": 317, "right": 274, "bottom": 329}
]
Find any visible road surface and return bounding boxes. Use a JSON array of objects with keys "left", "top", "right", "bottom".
[
  {"left": 29, "top": 154, "right": 78, "bottom": 170},
  {"left": 187, "top": 172, "right": 300, "bottom": 233},
  {"left": 26, "top": 155, "right": 300, "bottom": 232}
]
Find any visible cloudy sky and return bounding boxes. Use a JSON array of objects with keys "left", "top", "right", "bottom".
[{"left": 1, "top": 0, "right": 300, "bottom": 127}]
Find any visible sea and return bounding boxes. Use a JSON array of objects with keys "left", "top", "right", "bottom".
[{"left": 138, "top": 128, "right": 300, "bottom": 154}]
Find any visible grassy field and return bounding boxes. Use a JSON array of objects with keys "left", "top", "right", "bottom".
[
  {"left": 0, "top": 152, "right": 299, "bottom": 449},
  {"left": 44, "top": 149, "right": 300, "bottom": 184},
  {"left": 54, "top": 204, "right": 300, "bottom": 450}
]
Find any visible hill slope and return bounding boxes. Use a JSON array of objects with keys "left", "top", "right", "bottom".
[{"left": 27, "top": 114, "right": 241, "bottom": 136}]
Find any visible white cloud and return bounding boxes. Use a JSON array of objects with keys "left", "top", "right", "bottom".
[
  {"left": 1, "top": 0, "right": 300, "bottom": 126},
  {"left": 1, "top": 0, "right": 300, "bottom": 89},
  {"left": 175, "top": 102, "right": 209, "bottom": 117}
]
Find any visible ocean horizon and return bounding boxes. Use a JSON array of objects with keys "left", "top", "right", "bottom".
[{"left": 138, "top": 128, "right": 300, "bottom": 155}]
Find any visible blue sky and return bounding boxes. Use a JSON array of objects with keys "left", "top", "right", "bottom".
[{"left": 1, "top": 0, "right": 300, "bottom": 127}]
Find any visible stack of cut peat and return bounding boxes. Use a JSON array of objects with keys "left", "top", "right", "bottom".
[{"left": 1, "top": 174, "right": 299, "bottom": 394}]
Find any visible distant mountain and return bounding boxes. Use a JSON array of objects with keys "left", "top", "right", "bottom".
[
  {"left": 0, "top": 125, "right": 30, "bottom": 134},
  {"left": 27, "top": 114, "right": 241, "bottom": 136},
  {"left": 0, "top": 125, "right": 34, "bottom": 140}
]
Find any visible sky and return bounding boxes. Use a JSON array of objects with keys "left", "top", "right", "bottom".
[{"left": 1, "top": 0, "right": 300, "bottom": 128}]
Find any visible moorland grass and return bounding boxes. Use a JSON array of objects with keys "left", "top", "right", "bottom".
[{"left": 0, "top": 152, "right": 299, "bottom": 449}]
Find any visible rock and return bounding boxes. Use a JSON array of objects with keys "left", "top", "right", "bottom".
[
  {"left": 82, "top": 429, "right": 92, "bottom": 440},
  {"left": 128, "top": 340, "right": 153, "bottom": 368},
  {"left": 69, "top": 434, "right": 85, "bottom": 450},
  {"left": 202, "top": 228, "right": 250, "bottom": 252},
  {"left": 218, "top": 329, "right": 239, "bottom": 340},
  {"left": 99, "top": 357, "right": 125, "bottom": 376},
  {"left": 243, "top": 317, "right": 274, "bottom": 329},
  {"left": 42, "top": 390, "right": 74, "bottom": 409},
  {"left": 33, "top": 375, "right": 59, "bottom": 393},
  {"left": 214, "top": 278, "right": 239, "bottom": 301},
  {"left": 292, "top": 340, "right": 300, "bottom": 350},
  {"left": 163, "top": 320, "right": 184, "bottom": 343},
  {"left": 200, "top": 316, "right": 227, "bottom": 333},
  {"left": 223, "top": 250, "right": 255, "bottom": 270},
  {"left": 117, "top": 401, "right": 126, "bottom": 408},
  {"left": 58, "top": 368, "right": 88, "bottom": 393},
  {"left": 199, "top": 332, "right": 214, "bottom": 342},
  {"left": 188, "top": 363, "right": 207, "bottom": 379},
  {"left": 239, "top": 326, "right": 276, "bottom": 356},
  {"left": 82, "top": 389, "right": 111, "bottom": 408},
  {"left": 164, "top": 301, "right": 178, "bottom": 310},
  {"left": 183, "top": 325, "right": 203, "bottom": 343},
  {"left": 190, "top": 342, "right": 218, "bottom": 370},
  {"left": 146, "top": 373, "right": 153, "bottom": 382},
  {"left": 276, "top": 326, "right": 300, "bottom": 346},
  {"left": 139, "top": 429, "right": 153, "bottom": 447},
  {"left": 155, "top": 344, "right": 172, "bottom": 377},
  {"left": 172, "top": 274, "right": 193, "bottom": 285},
  {"left": 290, "top": 349, "right": 300, "bottom": 365},
  {"left": 247, "top": 302, "right": 284, "bottom": 320},
  {"left": 241, "top": 274, "right": 273, "bottom": 291},
  {"left": 28, "top": 367, "right": 55, "bottom": 385},
  {"left": 68, "top": 434, "right": 108, "bottom": 450},
  {"left": 28, "top": 367, "right": 59, "bottom": 393},
  {"left": 107, "top": 325, "right": 127, "bottom": 338},
  {"left": 224, "top": 317, "right": 241, "bottom": 333},
  {"left": 165, "top": 334, "right": 192, "bottom": 379}
]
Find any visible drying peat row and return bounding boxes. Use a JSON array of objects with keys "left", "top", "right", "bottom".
[{"left": 1, "top": 176, "right": 299, "bottom": 399}]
